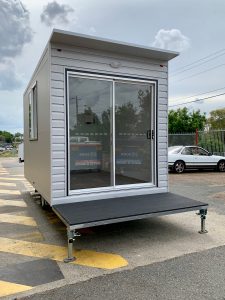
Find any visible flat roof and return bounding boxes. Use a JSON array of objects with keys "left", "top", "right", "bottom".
[{"left": 50, "top": 29, "right": 179, "bottom": 61}]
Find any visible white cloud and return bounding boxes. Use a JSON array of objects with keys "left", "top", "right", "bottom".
[
  {"left": 0, "top": 59, "right": 23, "bottom": 91},
  {"left": 0, "top": 0, "right": 32, "bottom": 91},
  {"left": 152, "top": 29, "right": 190, "bottom": 52},
  {"left": 40, "top": 1, "right": 75, "bottom": 26},
  {"left": 0, "top": 0, "right": 33, "bottom": 61}
]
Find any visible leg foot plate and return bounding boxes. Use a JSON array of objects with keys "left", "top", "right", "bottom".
[
  {"left": 64, "top": 257, "right": 76, "bottom": 263},
  {"left": 198, "top": 230, "right": 208, "bottom": 234}
]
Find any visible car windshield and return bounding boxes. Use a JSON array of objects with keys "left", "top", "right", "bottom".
[{"left": 168, "top": 146, "right": 183, "bottom": 154}]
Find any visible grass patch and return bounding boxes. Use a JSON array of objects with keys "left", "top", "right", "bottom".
[{"left": 0, "top": 151, "right": 18, "bottom": 158}]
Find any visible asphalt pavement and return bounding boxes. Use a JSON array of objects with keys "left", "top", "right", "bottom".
[
  {"left": 21, "top": 245, "right": 225, "bottom": 300},
  {"left": 0, "top": 158, "right": 225, "bottom": 300}
]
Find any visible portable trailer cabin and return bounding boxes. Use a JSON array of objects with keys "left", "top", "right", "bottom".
[{"left": 24, "top": 29, "right": 208, "bottom": 262}]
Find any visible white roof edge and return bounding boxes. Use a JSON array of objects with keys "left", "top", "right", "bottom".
[{"left": 50, "top": 28, "right": 179, "bottom": 61}]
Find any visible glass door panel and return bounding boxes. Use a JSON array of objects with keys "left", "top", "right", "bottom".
[
  {"left": 115, "top": 82, "right": 152, "bottom": 185},
  {"left": 68, "top": 76, "right": 113, "bottom": 190}
]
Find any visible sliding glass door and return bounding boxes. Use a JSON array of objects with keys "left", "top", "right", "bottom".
[
  {"left": 68, "top": 73, "right": 155, "bottom": 193},
  {"left": 115, "top": 82, "right": 153, "bottom": 185}
]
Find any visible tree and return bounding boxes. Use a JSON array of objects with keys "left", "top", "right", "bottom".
[
  {"left": 0, "top": 131, "right": 14, "bottom": 143},
  {"left": 208, "top": 108, "right": 225, "bottom": 129},
  {"left": 168, "top": 107, "right": 206, "bottom": 133},
  {"left": 14, "top": 132, "right": 23, "bottom": 142}
]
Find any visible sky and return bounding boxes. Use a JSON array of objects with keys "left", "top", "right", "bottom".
[{"left": 1, "top": 0, "right": 225, "bottom": 133}]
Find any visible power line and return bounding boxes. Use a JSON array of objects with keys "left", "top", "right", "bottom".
[
  {"left": 171, "top": 62, "right": 225, "bottom": 83},
  {"left": 171, "top": 51, "right": 225, "bottom": 77},
  {"left": 169, "top": 92, "right": 225, "bottom": 108},
  {"left": 171, "top": 48, "right": 225, "bottom": 74},
  {"left": 174, "top": 86, "right": 225, "bottom": 102}
]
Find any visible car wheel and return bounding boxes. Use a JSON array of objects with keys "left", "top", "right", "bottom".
[
  {"left": 173, "top": 160, "right": 185, "bottom": 173},
  {"left": 218, "top": 160, "right": 225, "bottom": 172}
]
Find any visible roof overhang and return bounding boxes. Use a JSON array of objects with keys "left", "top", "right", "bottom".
[{"left": 49, "top": 29, "right": 179, "bottom": 62}]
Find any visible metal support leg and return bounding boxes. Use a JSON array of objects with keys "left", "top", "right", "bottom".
[
  {"left": 64, "top": 229, "right": 81, "bottom": 263},
  {"left": 198, "top": 209, "right": 208, "bottom": 234}
]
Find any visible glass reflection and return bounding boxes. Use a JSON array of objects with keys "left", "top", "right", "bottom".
[
  {"left": 69, "top": 77, "right": 112, "bottom": 190},
  {"left": 115, "top": 82, "right": 152, "bottom": 185}
]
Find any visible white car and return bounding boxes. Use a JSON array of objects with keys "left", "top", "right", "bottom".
[{"left": 168, "top": 145, "right": 225, "bottom": 173}]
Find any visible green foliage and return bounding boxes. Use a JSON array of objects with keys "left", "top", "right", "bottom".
[
  {"left": 168, "top": 107, "right": 206, "bottom": 133},
  {"left": 208, "top": 108, "right": 225, "bottom": 129},
  {"left": 0, "top": 131, "right": 14, "bottom": 143},
  {"left": 0, "top": 131, "right": 23, "bottom": 144},
  {"left": 199, "top": 133, "right": 225, "bottom": 153}
]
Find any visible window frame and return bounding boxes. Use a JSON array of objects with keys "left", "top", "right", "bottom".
[
  {"left": 66, "top": 70, "right": 157, "bottom": 196},
  {"left": 29, "top": 82, "right": 38, "bottom": 141}
]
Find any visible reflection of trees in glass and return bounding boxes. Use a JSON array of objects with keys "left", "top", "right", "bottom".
[
  {"left": 70, "top": 88, "right": 151, "bottom": 136},
  {"left": 115, "top": 102, "right": 138, "bottom": 134},
  {"left": 137, "top": 89, "right": 151, "bottom": 132},
  {"left": 71, "top": 107, "right": 100, "bottom": 137}
]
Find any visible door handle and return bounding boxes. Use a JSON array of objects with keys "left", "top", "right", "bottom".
[{"left": 147, "top": 130, "right": 154, "bottom": 140}]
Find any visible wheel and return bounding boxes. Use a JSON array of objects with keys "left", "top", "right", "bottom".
[
  {"left": 173, "top": 160, "right": 185, "bottom": 174},
  {"left": 218, "top": 160, "right": 225, "bottom": 172}
]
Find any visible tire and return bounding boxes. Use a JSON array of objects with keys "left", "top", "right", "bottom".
[
  {"left": 173, "top": 160, "right": 185, "bottom": 174},
  {"left": 218, "top": 160, "right": 225, "bottom": 172}
]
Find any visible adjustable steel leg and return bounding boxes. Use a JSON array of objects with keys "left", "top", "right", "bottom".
[
  {"left": 64, "top": 228, "right": 81, "bottom": 263},
  {"left": 198, "top": 209, "right": 208, "bottom": 234}
]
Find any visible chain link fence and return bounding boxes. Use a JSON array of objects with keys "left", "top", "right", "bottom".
[{"left": 169, "top": 130, "right": 225, "bottom": 156}]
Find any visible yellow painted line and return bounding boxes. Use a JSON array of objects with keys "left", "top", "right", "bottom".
[
  {"left": 0, "top": 280, "right": 32, "bottom": 297},
  {"left": 16, "top": 231, "right": 44, "bottom": 242},
  {"left": 0, "top": 189, "right": 21, "bottom": 195},
  {"left": 0, "top": 199, "right": 27, "bottom": 207},
  {"left": 0, "top": 177, "right": 24, "bottom": 181},
  {"left": 0, "top": 237, "right": 128, "bottom": 270},
  {"left": 0, "top": 182, "right": 16, "bottom": 187},
  {"left": 0, "top": 214, "right": 37, "bottom": 226}
]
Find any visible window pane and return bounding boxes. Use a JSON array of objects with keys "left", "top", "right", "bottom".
[
  {"left": 69, "top": 76, "right": 112, "bottom": 190},
  {"left": 32, "top": 85, "right": 38, "bottom": 140},
  {"left": 115, "top": 82, "right": 152, "bottom": 185},
  {"left": 29, "top": 92, "right": 32, "bottom": 138},
  {"left": 29, "top": 84, "right": 38, "bottom": 140}
]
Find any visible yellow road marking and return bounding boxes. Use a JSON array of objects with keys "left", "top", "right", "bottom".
[
  {"left": 0, "top": 237, "right": 128, "bottom": 269},
  {"left": 0, "top": 199, "right": 27, "bottom": 207},
  {"left": 0, "top": 214, "right": 37, "bottom": 226},
  {"left": 15, "top": 231, "right": 44, "bottom": 242},
  {"left": 0, "top": 182, "right": 16, "bottom": 187},
  {"left": 0, "top": 280, "right": 32, "bottom": 297},
  {"left": 0, "top": 177, "right": 24, "bottom": 181},
  {"left": 0, "top": 189, "right": 21, "bottom": 195}
]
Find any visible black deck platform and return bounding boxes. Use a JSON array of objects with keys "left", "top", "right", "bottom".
[{"left": 52, "top": 192, "right": 208, "bottom": 230}]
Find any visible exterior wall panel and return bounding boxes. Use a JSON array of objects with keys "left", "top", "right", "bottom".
[
  {"left": 50, "top": 42, "right": 169, "bottom": 203},
  {"left": 24, "top": 48, "right": 51, "bottom": 202}
]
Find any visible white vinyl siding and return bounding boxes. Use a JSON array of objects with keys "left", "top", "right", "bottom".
[{"left": 50, "top": 43, "right": 169, "bottom": 201}]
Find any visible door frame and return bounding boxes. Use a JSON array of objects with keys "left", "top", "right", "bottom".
[{"left": 66, "top": 69, "right": 157, "bottom": 196}]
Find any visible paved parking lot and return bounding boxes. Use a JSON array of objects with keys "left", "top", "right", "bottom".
[{"left": 0, "top": 158, "right": 225, "bottom": 299}]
